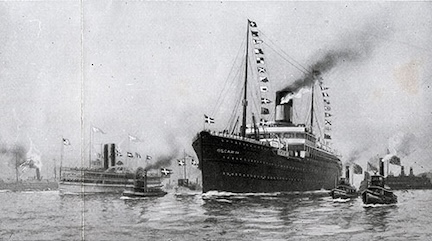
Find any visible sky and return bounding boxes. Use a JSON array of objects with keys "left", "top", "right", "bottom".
[{"left": 1, "top": 1, "right": 431, "bottom": 183}]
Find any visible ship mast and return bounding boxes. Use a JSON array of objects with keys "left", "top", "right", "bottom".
[
  {"left": 240, "top": 20, "right": 250, "bottom": 137},
  {"left": 310, "top": 83, "right": 314, "bottom": 134}
]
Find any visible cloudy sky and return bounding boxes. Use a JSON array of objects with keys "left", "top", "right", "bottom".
[{"left": 1, "top": 1, "right": 431, "bottom": 181}]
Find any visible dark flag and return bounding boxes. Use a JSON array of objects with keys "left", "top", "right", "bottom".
[
  {"left": 260, "top": 86, "right": 268, "bottom": 92},
  {"left": 261, "top": 107, "right": 270, "bottom": 115},
  {"left": 325, "top": 112, "right": 332, "bottom": 117},
  {"left": 325, "top": 119, "right": 332, "bottom": 126},
  {"left": 324, "top": 134, "right": 332, "bottom": 140},
  {"left": 249, "top": 20, "right": 257, "bottom": 27},
  {"left": 146, "top": 155, "right": 152, "bottom": 161},
  {"left": 127, "top": 152, "right": 133, "bottom": 158},
  {"left": 116, "top": 161, "right": 123, "bottom": 166},
  {"left": 260, "top": 77, "right": 268, "bottom": 82},
  {"left": 257, "top": 67, "right": 266, "bottom": 73},
  {"left": 389, "top": 156, "right": 401, "bottom": 166},
  {"left": 353, "top": 164, "right": 363, "bottom": 174},
  {"left": 251, "top": 31, "right": 259, "bottom": 37}
]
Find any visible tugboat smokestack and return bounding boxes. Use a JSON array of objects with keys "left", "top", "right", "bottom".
[{"left": 379, "top": 158, "right": 385, "bottom": 176}]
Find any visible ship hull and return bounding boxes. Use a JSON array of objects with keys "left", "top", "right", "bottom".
[
  {"left": 193, "top": 131, "right": 341, "bottom": 193},
  {"left": 361, "top": 188, "right": 397, "bottom": 205},
  {"left": 59, "top": 181, "right": 133, "bottom": 194}
]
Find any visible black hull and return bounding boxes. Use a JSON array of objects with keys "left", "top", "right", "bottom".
[
  {"left": 361, "top": 188, "right": 397, "bottom": 205},
  {"left": 193, "top": 131, "right": 341, "bottom": 193}
]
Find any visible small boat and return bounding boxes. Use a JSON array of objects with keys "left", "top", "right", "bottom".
[
  {"left": 362, "top": 160, "right": 397, "bottom": 205},
  {"left": 330, "top": 178, "right": 359, "bottom": 199},
  {"left": 122, "top": 168, "right": 167, "bottom": 198}
]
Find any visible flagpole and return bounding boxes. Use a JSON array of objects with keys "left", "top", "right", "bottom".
[
  {"left": 184, "top": 150, "right": 187, "bottom": 180},
  {"left": 89, "top": 125, "right": 92, "bottom": 168},
  {"left": 60, "top": 137, "right": 64, "bottom": 180}
]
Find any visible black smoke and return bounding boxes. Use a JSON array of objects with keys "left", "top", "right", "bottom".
[
  {"left": 144, "top": 150, "right": 180, "bottom": 171},
  {"left": 280, "top": 18, "right": 393, "bottom": 95},
  {"left": 0, "top": 144, "right": 27, "bottom": 167}
]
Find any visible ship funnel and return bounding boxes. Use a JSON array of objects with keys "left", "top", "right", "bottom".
[
  {"left": 401, "top": 166, "right": 405, "bottom": 176},
  {"left": 345, "top": 165, "right": 350, "bottom": 181},
  {"left": 275, "top": 91, "right": 293, "bottom": 125},
  {"left": 36, "top": 167, "right": 41, "bottom": 180},
  {"left": 103, "top": 143, "right": 116, "bottom": 169},
  {"left": 379, "top": 158, "right": 384, "bottom": 176}
]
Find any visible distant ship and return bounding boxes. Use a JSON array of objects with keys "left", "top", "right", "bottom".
[
  {"left": 0, "top": 154, "right": 58, "bottom": 192},
  {"left": 59, "top": 143, "right": 135, "bottom": 194},
  {"left": 386, "top": 166, "right": 432, "bottom": 190},
  {"left": 192, "top": 20, "right": 342, "bottom": 193}
]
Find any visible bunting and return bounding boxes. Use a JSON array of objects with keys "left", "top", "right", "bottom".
[
  {"left": 63, "top": 138, "right": 71, "bottom": 146},
  {"left": 254, "top": 48, "right": 264, "bottom": 54},
  {"left": 178, "top": 159, "right": 185, "bottom": 166},
  {"left": 261, "top": 98, "right": 271, "bottom": 104},
  {"left": 253, "top": 39, "right": 263, "bottom": 45},
  {"left": 92, "top": 126, "right": 105, "bottom": 134},
  {"left": 260, "top": 77, "right": 268, "bottom": 83},
  {"left": 127, "top": 152, "right": 133, "bottom": 158},
  {"left": 320, "top": 82, "right": 332, "bottom": 144},
  {"left": 146, "top": 155, "right": 152, "bottom": 161},
  {"left": 249, "top": 20, "right": 273, "bottom": 126},
  {"left": 128, "top": 134, "right": 142, "bottom": 142},
  {"left": 135, "top": 152, "right": 141, "bottom": 158},
  {"left": 191, "top": 159, "right": 198, "bottom": 166}
]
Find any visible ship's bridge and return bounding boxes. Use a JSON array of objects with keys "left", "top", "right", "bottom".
[{"left": 245, "top": 124, "right": 337, "bottom": 161}]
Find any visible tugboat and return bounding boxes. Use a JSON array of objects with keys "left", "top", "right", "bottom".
[
  {"left": 362, "top": 159, "right": 397, "bottom": 205},
  {"left": 122, "top": 167, "right": 167, "bottom": 198},
  {"left": 330, "top": 165, "right": 359, "bottom": 199}
]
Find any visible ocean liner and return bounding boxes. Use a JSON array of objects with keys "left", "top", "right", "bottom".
[{"left": 192, "top": 20, "right": 342, "bottom": 193}]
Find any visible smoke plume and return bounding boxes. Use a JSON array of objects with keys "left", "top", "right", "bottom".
[
  {"left": 144, "top": 150, "right": 180, "bottom": 171},
  {"left": 0, "top": 144, "right": 27, "bottom": 167},
  {"left": 280, "top": 18, "right": 393, "bottom": 101}
]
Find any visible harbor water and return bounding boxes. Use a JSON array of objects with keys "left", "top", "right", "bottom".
[{"left": 1, "top": 189, "right": 431, "bottom": 240}]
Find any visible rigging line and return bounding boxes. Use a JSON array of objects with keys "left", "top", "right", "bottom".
[
  {"left": 263, "top": 43, "right": 309, "bottom": 75},
  {"left": 213, "top": 64, "right": 243, "bottom": 118},
  {"left": 211, "top": 37, "right": 247, "bottom": 116},
  {"left": 212, "top": 59, "right": 244, "bottom": 118},
  {"left": 259, "top": 31, "right": 310, "bottom": 74},
  {"left": 226, "top": 85, "right": 244, "bottom": 131}
]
